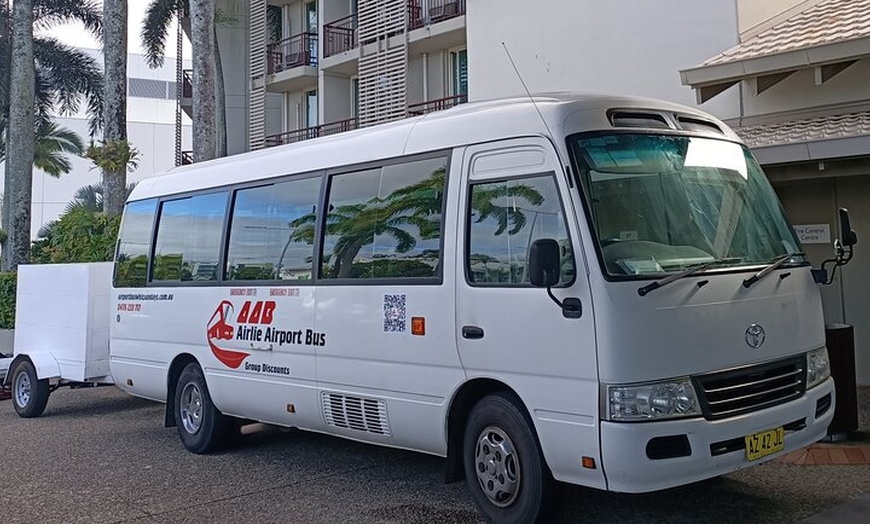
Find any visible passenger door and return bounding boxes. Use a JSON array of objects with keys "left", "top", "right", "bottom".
[{"left": 455, "top": 138, "right": 604, "bottom": 488}]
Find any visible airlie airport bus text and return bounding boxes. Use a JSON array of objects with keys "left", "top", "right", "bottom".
[{"left": 106, "top": 94, "right": 851, "bottom": 523}]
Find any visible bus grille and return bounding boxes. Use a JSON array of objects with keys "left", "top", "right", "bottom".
[
  {"left": 693, "top": 356, "right": 806, "bottom": 420},
  {"left": 321, "top": 392, "right": 391, "bottom": 436}
]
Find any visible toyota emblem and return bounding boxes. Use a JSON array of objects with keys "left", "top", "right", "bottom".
[{"left": 745, "top": 324, "right": 766, "bottom": 348}]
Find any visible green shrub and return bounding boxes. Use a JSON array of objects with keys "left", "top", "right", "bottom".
[
  {"left": 31, "top": 209, "right": 120, "bottom": 264},
  {"left": 0, "top": 272, "right": 16, "bottom": 329}
]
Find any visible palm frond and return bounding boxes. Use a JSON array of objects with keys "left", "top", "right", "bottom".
[
  {"left": 32, "top": 121, "right": 85, "bottom": 178},
  {"left": 33, "top": 37, "right": 104, "bottom": 132},
  {"left": 142, "top": 0, "right": 185, "bottom": 68},
  {"left": 33, "top": 0, "right": 102, "bottom": 38}
]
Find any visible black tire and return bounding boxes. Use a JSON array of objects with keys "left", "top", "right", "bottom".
[
  {"left": 11, "top": 360, "right": 50, "bottom": 418},
  {"left": 174, "top": 362, "right": 236, "bottom": 454},
  {"left": 463, "top": 392, "right": 559, "bottom": 524}
]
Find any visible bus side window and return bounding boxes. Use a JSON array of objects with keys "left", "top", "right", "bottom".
[
  {"left": 225, "top": 176, "right": 321, "bottom": 281},
  {"left": 152, "top": 192, "right": 228, "bottom": 283},
  {"left": 467, "top": 174, "right": 575, "bottom": 286},
  {"left": 321, "top": 156, "right": 448, "bottom": 280},
  {"left": 115, "top": 199, "right": 158, "bottom": 288}
]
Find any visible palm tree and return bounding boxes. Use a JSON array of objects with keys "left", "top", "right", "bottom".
[
  {"left": 141, "top": 0, "right": 227, "bottom": 160},
  {"left": 101, "top": 0, "right": 128, "bottom": 216},
  {"left": 1, "top": 121, "right": 86, "bottom": 177},
  {"left": 2, "top": 0, "right": 35, "bottom": 271},
  {"left": 0, "top": 0, "right": 103, "bottom": 270}
]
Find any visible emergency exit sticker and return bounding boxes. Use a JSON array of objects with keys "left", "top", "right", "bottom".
[{"left": 793, "top": 224, "right": 830, "bottom": 244}]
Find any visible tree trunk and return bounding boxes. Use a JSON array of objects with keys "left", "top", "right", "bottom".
[
  {"left": 190, "top": 0, "right": 216, "bottom": 163},
  {"left": 214, "top": 22, "right": 227, "bottom": 158},
  {"left": 2, "top": 0, "right": 35, "bottom": 271},
  {"left": 102, "top": 0, "right": 128, "bottom": 216}
]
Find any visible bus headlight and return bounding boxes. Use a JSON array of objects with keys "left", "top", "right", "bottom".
[
  {"left": 607, "top": 379, "right": 700, "bottom": 421},
  {"left": 806, "top": 347, "right": 831, "bottom": 390}
]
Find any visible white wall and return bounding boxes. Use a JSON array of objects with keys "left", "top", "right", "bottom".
[{"left": 467, "top": 0, "right": 742, "bottom": 119}]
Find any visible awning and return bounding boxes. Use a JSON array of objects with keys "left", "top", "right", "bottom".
[
  {"left": 734, "top": 111, "right": 870, "bottom": 165},
  {"left": 680, "top": 0, "right": 870, "bottom": 103}
]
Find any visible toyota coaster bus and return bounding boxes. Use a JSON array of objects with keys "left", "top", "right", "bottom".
[{"left": 108, "top": 94, "right": 846, "bottom": 523}]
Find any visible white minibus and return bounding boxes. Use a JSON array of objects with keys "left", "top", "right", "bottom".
[{"left": 109, "top": 94, "right": 850, "bottom": 523}]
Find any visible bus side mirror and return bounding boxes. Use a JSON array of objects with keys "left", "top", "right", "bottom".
[
  {"left": 529, "top": 239, "right": 560, "bottom": 288},
  {"left": 839, "top": 208, "right": 858, "bottom": 247}
]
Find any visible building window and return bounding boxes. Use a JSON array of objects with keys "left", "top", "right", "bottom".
[
  {"left": 226, "top": 177, "right": 321, "bottom": 281},
  {"left": 321, "top": 156, "right": 448, "bottom": 280},
  {"left": 451, "top": 49, "right": 468, "bottom": 97},
  {"left": 152, "top": 192, "right": 228, "bottom": 282},
  {"left": 467, "top": 175, "right": 575, "bottom": 286},
  {"left": 305, "top": 89, "right": 318, "bottom": 129}
]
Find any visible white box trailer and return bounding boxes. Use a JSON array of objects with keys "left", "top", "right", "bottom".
[{"left": 1, "top": 263, "right": 114, "bottom": 416}]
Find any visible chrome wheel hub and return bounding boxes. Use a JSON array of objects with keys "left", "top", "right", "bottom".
[
  {"left": 179, "top": 382, "right": 204, "bottom": 434},
  {"left": 474, "top": 426, "right": 520, "bottom": 507},
  {"left": 14, "top": 370, "right": 31, "bottom": 408}
]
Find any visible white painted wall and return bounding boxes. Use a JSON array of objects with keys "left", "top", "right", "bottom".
[{"left": 467, "top": 0, "right": 742, "bottom": 119}]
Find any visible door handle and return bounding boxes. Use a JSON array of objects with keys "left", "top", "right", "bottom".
[{"left": 462, "top": 325, "right": 484, "bottom": 340}]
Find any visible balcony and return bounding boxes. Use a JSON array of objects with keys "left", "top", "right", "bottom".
[
  {"left": 265, "top": 33, "right": 319, "bottom": 92},
  {"left": 182, "top": 69, "right": 193, "bottom": 98},
  {"left": 268, "top": 33, "right": 319, "bottom": 74},
  {"left": 408, "top": 94, "right": 467, "bottom": 116},
  {"left": 324, "top": 14, "right": 357, "bottom": 58},
  {"left": 264, "top": 118, "right": 359, "bottom": 148},
  {"left": 181, "top": 151, "right": 193, "bottom": 165},
  {"left": 408, "top": 0, "right": 466, "bottom": 30}
]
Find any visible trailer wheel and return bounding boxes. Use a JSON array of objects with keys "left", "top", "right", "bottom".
[
  {"left": 174, "top": 362, "right": 234, "bottom": 454},
  {"left": 11, "top": 360, "right": 50, "bottom": 418},
  {"left": 463, "top": 393, "right": 559, "bottom": 524}
]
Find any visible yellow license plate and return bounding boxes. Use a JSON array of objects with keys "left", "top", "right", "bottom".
[{"left": 744, "top": 427, "right": 784, "bottom": 461}]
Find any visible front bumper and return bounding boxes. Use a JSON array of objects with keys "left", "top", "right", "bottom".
[{"left": 600, "top": 377, "right": 835, "bottom": 493}]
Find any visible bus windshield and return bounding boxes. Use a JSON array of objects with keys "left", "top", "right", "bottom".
[{"left": 568, "top": 133, "right": 806, "bottom": 277}]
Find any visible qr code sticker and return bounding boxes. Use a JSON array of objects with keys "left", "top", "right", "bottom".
[{"left": 384, "top": 294, "right": 407, "bottom": 332}]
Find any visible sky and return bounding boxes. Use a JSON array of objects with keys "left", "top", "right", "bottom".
[{"left": 47, "top": 0, "right": 189, "bottom": 59}]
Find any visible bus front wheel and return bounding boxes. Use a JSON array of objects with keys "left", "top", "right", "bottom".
[
  {"left": 463, "top": 392, "right": 559, "bottom": 524},
  {"left": 174, "top": 362, "right": 235, "bottom": 454},
  {"left": 11, "top": 360, "right": 49, "bottom": 418}
]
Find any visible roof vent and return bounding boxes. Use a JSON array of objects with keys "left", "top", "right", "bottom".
[
  {"left": 608, "top": 111, "right": 671, "bottom": 129},
  {"left": 676, "top": 116, "right": 724, "bottom": 135}
]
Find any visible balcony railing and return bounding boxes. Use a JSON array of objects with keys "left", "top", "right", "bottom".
[
  {"left": 264, "top": 118, "right": 359, "bottom": 147},
  {"left": 408, "top": 94, "right": 467, "bottom": 115},
  {"left": 182, "top": 69, "right": 192, "bottom": 98},
  {"left": 408, "top": 0, "right": 465, "bottom": 30},
  {"left": 268, "top": 33, "right": 319, "bottom": 74},
  {"left": 324, "top": 14, "right": 357, "bottom": 58},
  {"left": 181, "top": 151, "right": 194, "bottom": 165}
]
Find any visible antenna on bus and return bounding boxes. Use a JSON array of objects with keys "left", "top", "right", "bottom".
[{"left": 501, "top": 42, "right": 557, "bottom": 142}]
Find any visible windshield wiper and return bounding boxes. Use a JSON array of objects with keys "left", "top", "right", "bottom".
[
  {"left": 638, "top": 257, "right": 741, "bottom": 297},
  {"left": 742, "top": 253, "right": 804, "bottom": 288}
]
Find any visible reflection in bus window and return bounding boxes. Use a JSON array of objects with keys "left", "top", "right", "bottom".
[
  {"left": 115, "top": 199, "right": 157, "bottom": 287},
  {"left": 226, "top": 177, "right": 321, "bottom": 281},
  {"left": 467, "top": 175, "right": 575, "bottom": 286},
  {"left": 321, "top": 156, "right": 447, "bottom": 279},
  {"left": 152, "top": 192, "right": 227, "bottom": 282}
]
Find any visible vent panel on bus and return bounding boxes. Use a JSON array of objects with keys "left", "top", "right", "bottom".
[
  {"left": 608, "top": 111, "right": 671, "bottom": 129},
  {"left": 693, "top": 356, "right": 806, "bottom": 420},
  {"left": 321, "top": 392, "right": 391, "bottom": 436},
  {"left": 676, "top": 115, "right": 724, "bottom": 135}
]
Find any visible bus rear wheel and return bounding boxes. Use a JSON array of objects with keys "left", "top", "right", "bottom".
[
  {"left": 463, "top": 392, "right": 559, "bottom": 524},
  {"left": 11, "top": 360, "right": 50, "bottom": 418},
  {"left": 175, "top": 362, "right": 236, "bottom": 454}
]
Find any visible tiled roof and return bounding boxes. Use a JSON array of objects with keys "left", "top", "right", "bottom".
[
  {"left": 702, "top": 0, "right": 870, "bottom": 67},
  {"left": 735, "top": 111, "right": 870, "bottom": 148}
]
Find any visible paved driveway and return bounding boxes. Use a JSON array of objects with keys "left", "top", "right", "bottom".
[{"left": 1, "top": 387, "right": 869, "bottom": 523}]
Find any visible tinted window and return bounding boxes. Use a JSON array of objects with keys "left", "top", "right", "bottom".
[
  {"left": 152, "top": 192, "right": 227, "bottom": 282},
  {"left": 467, "top": 175, "right": 574, "bottom": 286},
  {"left": 322, "top": 156, "right": 447, "bottom": 279},
  {"left": 226, "top": 177, "right": 320, "bottom": 281},
  {"left": 114, "top": 199, "right": 157, "bottom": 287}
]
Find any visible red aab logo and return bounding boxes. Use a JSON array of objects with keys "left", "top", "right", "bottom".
[{"left": 206, "top": 300, "right": 249, "bottom": 368}]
